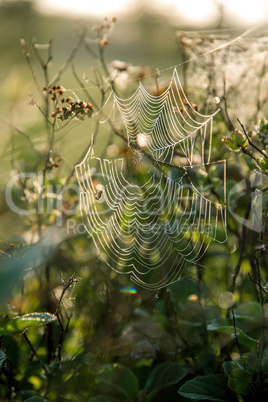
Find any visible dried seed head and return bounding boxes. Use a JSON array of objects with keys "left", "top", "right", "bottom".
[{"left": 99, "top": 39, "right": 109, "bottom": 47}]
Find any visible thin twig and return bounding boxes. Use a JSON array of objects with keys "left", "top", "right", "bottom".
[
  {"left": 83, "top": 39, "right": 99, "bottom": 59},
  {"left": 165, "top": 290, "right": 199, "bottom": 370},
  {"left": 238, "top": 119, "right": 268, "bottom": 160},
  {"left": 254, "top": 52, "right": 268, "bottom": 122},
  {"left": 23, "top": 333, "right": 49, "bottom": 375},
  {"left": 230, "top": 194, "right": 252, "bottom": 293},
  {"left": 231, "top": 308, "right": 243, "bottom": 356},
  {"left": 221, "top": 74, "right": 234, "bottom": 131},
  {"left": 52, "top": 271, "right": 79, "bottom": 362},
  {"left": 248, "top": 273, "right": 268, "bottom": 296},
  {"left": 71, "top": 63, "right": 98, "bottom": 108},
  {"left": 21, "top": 40, "right": 42, "bottom": 95},
  {"left": 0, "top": 233, "right": 13, "bottom": 256},
  {"left": 48, "top": 33, "right": 85, "bottom": 86}
]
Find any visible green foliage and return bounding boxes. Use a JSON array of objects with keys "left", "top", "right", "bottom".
[
  {"left": 0, "top": 313, "right": 56, "bottom": 336},
  {"left": 207, "top": 320, "right": 258, "bottom": 349},
  {"left": 96, "top": 364, "right": 139, "bottom": 400},
  {"left": 178, "top": 374, "right": 234, "bottom": 401},
  {"left": 0, "top": 3, "right": 268, "bottom": 401},
  {"left": 222, "top": 129, "right": 248, "bottom": 152},
  {"left": 228, "top": 368, "right": 251, "bottom": 395},
  {"left": 0, "top": 350, "right": 6, "bottom": 367},
  {"left": 144, "top": 362, "right": 188, "bottom": 401},
  {"left": 256, "top": 157, "right": 268, "bottom": 175}
]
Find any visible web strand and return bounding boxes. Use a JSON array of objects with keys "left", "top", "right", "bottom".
[
  {"left": 67, "top": 25, "right": 259, "bottom": 93},
  {"left": 75, "top": 68, "right": 228, "bottom": 289}
]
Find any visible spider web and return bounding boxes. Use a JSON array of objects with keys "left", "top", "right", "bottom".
[{"left": 75, "top": 68, "right": 227, "bottom": 290}]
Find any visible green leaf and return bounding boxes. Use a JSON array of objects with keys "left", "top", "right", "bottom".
[
  {"left": 261, "top": 347, "right": 268, "bottom": 372},
  {"left": 222, "top": 361, "right": 243, "bottom": 377},
  {"left": 228, "top": 368, "right": 251, "bottom": 395},
  {"left": 234, "top": 302, "right": 262, "bottom": 323},
  {"left": 207, "top": 320, "right": 258, "bottom": 349},
  {"left": 90, "top": 397, "right": 121, "bottom": 402},
  {"left": 96, "top": 364, "right": 139, "bottom": 401},
  {"left": 240, "top": 353, "right": 258, "bottom": 375},
  {"left": 0, "top": 313, "right": 56, "bottom": 335},
  {"left": 25, "top": 398, "right": 47, "bottom": 402},
  {"left": 256, "top": 157, "right": 268, "bottom": 175},
  {"left": 145, "top": 362, "right": 187, "bottom": 401},
  {"left": 222, "top": 137, "right": 239, "bottom": 151},
  {"left": 19, "top": 391, "right": 37, "bottom": 401},
  {"left": 178, "top": 374, "right": 234, "bottom": 401},
  {"left": 232, "top": 130, "right": 248, "bottom": 147},
  {"left": 259, "top": 120, "right": 268, "bottom": 136}
]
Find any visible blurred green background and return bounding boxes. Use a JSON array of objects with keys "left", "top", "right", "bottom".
[{"left": 0, "top": 1, "right": 268, "bottom": 401}]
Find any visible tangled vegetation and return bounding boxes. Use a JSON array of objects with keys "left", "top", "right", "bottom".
[{"left": 0, "top": 4, "right": 268, "bottom": 401}]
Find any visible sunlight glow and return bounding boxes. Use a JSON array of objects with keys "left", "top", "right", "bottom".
[
  {"left": 223, "top": 0, "right": 268, "bottom": 24},
  {"left": 36, "top": 0, "right": 268, "bottom": 24},
  {"left": 156, "top": 0, "right": 216, "bottom": 24},
  {"left": 37, "top": 0, "right": 131, "bottom": 17},
  {"left": 155, "top": 0, "right": 267, "bottom": 24}
]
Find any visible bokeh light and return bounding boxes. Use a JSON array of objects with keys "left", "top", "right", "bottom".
[
  {"left": 107, "top": 144, "right": 120, "bottom": 157},
  {"left": 218, "top": 291, "right": 235, "bottom": 309}
]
